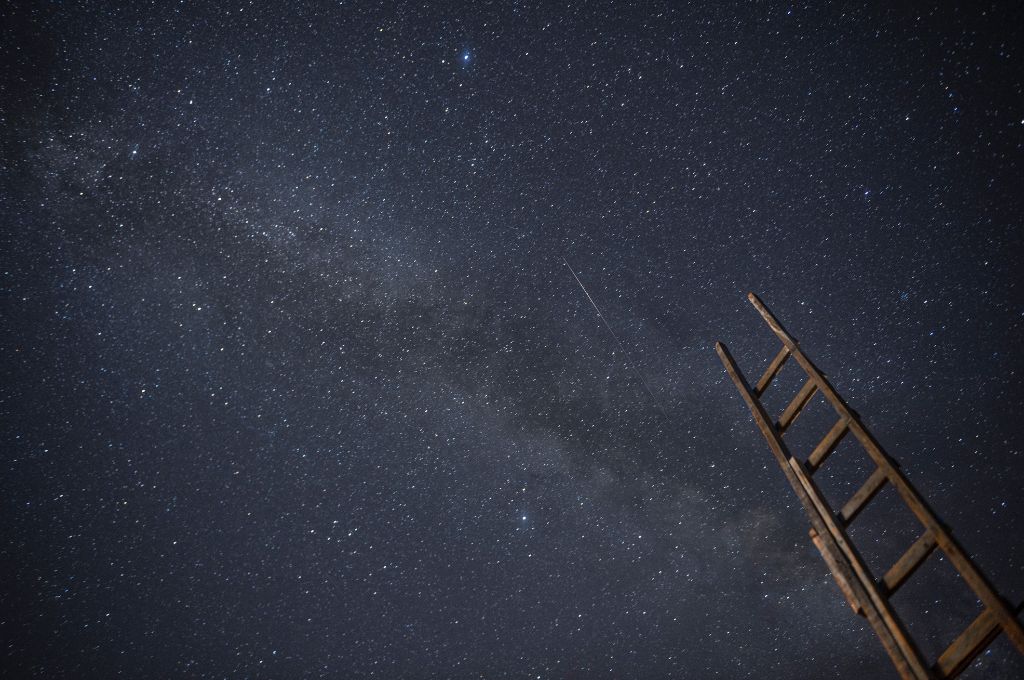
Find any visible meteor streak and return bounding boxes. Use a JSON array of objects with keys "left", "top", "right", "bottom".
[{"left": 562, "top": 258, "right": 665, "bottom": 416}]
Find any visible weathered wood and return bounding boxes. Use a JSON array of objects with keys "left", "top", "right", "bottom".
[
  {"left": 716, "top": 342, "right": 930, "bottom": 680},
  {"left": 744, "top": 291, "right": 1024, "bottom": 656},
  {"left": 881, "top": 531, "right": 937, "bottom": 596},
  {"left": 810, "top": 527, "right": 864, "bottom": 615},
  {"left": 839, "top": 467, "right": 888, "bottom": 526},
  {"left": 755, "top": 345, "right": 791, "bottom": 396},
  {"left": 933, "top": 608, "right": 1001, "bottom": 678},
  {"left": 777, "top": 377, "right": 818, "bottom": 434},
  {"left": 807, "top": 418, "right": 849, "bottom": 473}
]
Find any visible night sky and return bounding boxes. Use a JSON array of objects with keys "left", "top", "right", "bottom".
[{"left": 3, "top": 2, "right": 1023, "bottom": 678}]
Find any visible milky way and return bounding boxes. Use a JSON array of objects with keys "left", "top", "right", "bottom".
[{"left": 3, "top": 3, "right": 1023, "bottom": 678}]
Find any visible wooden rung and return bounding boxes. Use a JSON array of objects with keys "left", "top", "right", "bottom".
[
  {"left": 933, "top": 608, "right": 1001, "bottom": 678},
  {"left": 881, "top": 531, "right": 937, "bottom": 596},
  {"left": 776, "top": 377, "right": 818, "bottom": 434},
  {"left": 839, "top": 467, "right": 888, "bottom": 525},
  {"left": 809, "top": 527, "right": 864, "bottom": 616},
  {"left": 807, "top": 419, "right": 849, "bottom": 473},
  {"left": 755, "top": 346, "right": 791, "bottom": 396}
]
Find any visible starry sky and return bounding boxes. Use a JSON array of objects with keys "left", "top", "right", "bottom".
[{"left": 3, "top": 2, "right": 1023, "bottom": 678}]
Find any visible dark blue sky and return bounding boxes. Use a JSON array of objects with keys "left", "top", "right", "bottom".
[{"left": 3, "top": 2, "right": 1023, "bottom": 677}]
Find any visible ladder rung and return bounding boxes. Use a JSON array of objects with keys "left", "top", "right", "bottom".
[
  {"left": 755, "top": 345, "right": 791, "bottom": 396},
  {"left": 881, "top": 530, "right": 937, "bottom": 596},
  {"left": 807, "top": 419, "right": 849, "bottom": 473},
  {"left": 839, "top": 467, "right": 888, "bottom": 525},
  {"left": 776, "top": 377, "right": 817, "bottom": 434},
  {"left": 933, "top": 608, "right": 1001, "bottom": 678}
]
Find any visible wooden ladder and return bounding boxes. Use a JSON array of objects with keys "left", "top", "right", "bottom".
[{"left": 715, "top": 292, "right": 1024, "bottom": 679}]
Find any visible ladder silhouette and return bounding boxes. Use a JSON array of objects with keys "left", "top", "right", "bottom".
[{"left": 715, "top": 292, "right": 1024, "bottom": 679}]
